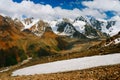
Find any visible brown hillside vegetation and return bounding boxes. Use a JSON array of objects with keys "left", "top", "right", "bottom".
[{"left": 0, "top": 15, "right": 68, "bottom": 67}]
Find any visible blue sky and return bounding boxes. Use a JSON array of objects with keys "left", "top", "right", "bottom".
[
  {"left": 13, "top": 0, "right": 87, "bottom": 9},
  {"left": 0, "top": 0, "right": 120, "bottom": 20}
]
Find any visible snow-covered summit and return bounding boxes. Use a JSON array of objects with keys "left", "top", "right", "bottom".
[
  {"left": 15, "top": 15, "right": 120, "bottom": 38},
  {"left": 89, "top": 16, "right": 120, "bottom": 37},
  {"left": 21, "top": 18, "right": 39, "bottom": 29},
  {"left": 73, "top": 21, "right": 86, "bottom": 33}
]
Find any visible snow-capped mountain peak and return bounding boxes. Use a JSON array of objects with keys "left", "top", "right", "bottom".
[
  {"left": 14, "top": 15, "right": 120, "bottom": 38},
  {"left": 108, "top": 16, "right": 120, "bottom": 36},
  {"left": 73, "top": 21, "right": 86, "bottom": 33},
  {"left": 74, "top": 16, "right": 87, "bottom": 22},
  {"left": 110, "top": 16, "right": 120, "bottom": 21},
  {"left": 21, "top": 18, "right": 39, "bottom": 29},
  {"left": 48, "top": 20, "right": 58, "bottom": 34}
]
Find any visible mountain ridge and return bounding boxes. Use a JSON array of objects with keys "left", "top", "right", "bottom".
[{"left": 18, "top": 15, "right": 120, "bottom": 39}]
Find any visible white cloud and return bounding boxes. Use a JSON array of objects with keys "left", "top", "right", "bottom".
[
  {"left": 82, "top": 0, "right": 120, "bottom": 15},
  {"left": 0, "top": 0, "right": 83, "bottom": 20},
  {"left": 0, "top": 0, "right": 116, "bottom": 20},
  {"left": 81, "top": 8, "right": 107, "bottom": 19}
]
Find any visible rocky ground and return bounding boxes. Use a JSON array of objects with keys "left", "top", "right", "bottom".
[{"left": 0, "top": 64, "right": 120, "bottom": 80}]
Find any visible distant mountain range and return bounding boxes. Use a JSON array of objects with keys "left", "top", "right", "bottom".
[{"left": 18, "top": 15, "right": 120, "bottom": 39}]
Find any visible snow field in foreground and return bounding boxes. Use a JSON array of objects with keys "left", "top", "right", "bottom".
[{"left": 12, "top": 53, "right": 120, "bottom": 76}]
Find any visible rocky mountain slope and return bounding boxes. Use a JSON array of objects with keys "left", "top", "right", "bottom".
[
  {"left": 90, "top": 16, "right": 120, "bottom": 37},
  {"left": 0, "top": 15, "right": 68, "bottom": 67}
]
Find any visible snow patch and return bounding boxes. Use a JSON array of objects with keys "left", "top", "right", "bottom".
[
  {"left": 109, "top": 24, "right": 120, "bottom": 37},
  {"left": 73, "top": 21, "right": 86, "bottom": 33},
  {"left": 21, "top": 19, "right": 39, "bottom": 29},
  {"left": 109, "top": 16, "right": 120, "bottom": 36},
  {"left": 49, "top": 21, "right": 58, "bottom": 34},
  {"left": 21, "top": 57, "right": 32, "bottom": 65},
  {"left": 87, "top": 35, "right": 96, "bottom": 39},
  {"left": 0, "top": 67, "right": 9, "bottom": 73},
  {"left": 12, "top": 53, "right": 120, "bottom": 76},
  {"left": 63, "top": 24, "right": 75, "bottom": 35},
  {"left": 97, "top": 18, "right": 107, "bottom": 22},
  {"left": 114, "top": 38, "right": 120, "bottom": 44}
]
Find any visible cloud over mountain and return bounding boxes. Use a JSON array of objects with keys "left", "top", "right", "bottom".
[
  {"left": 0, "top": 0, "right": 120, "bottom": 20},
  {"left": 0, "top": 0, "right": 81, "bottom": 20},
  {"left": 82, "top": 0, "right": 120, "bottom": 17}
]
